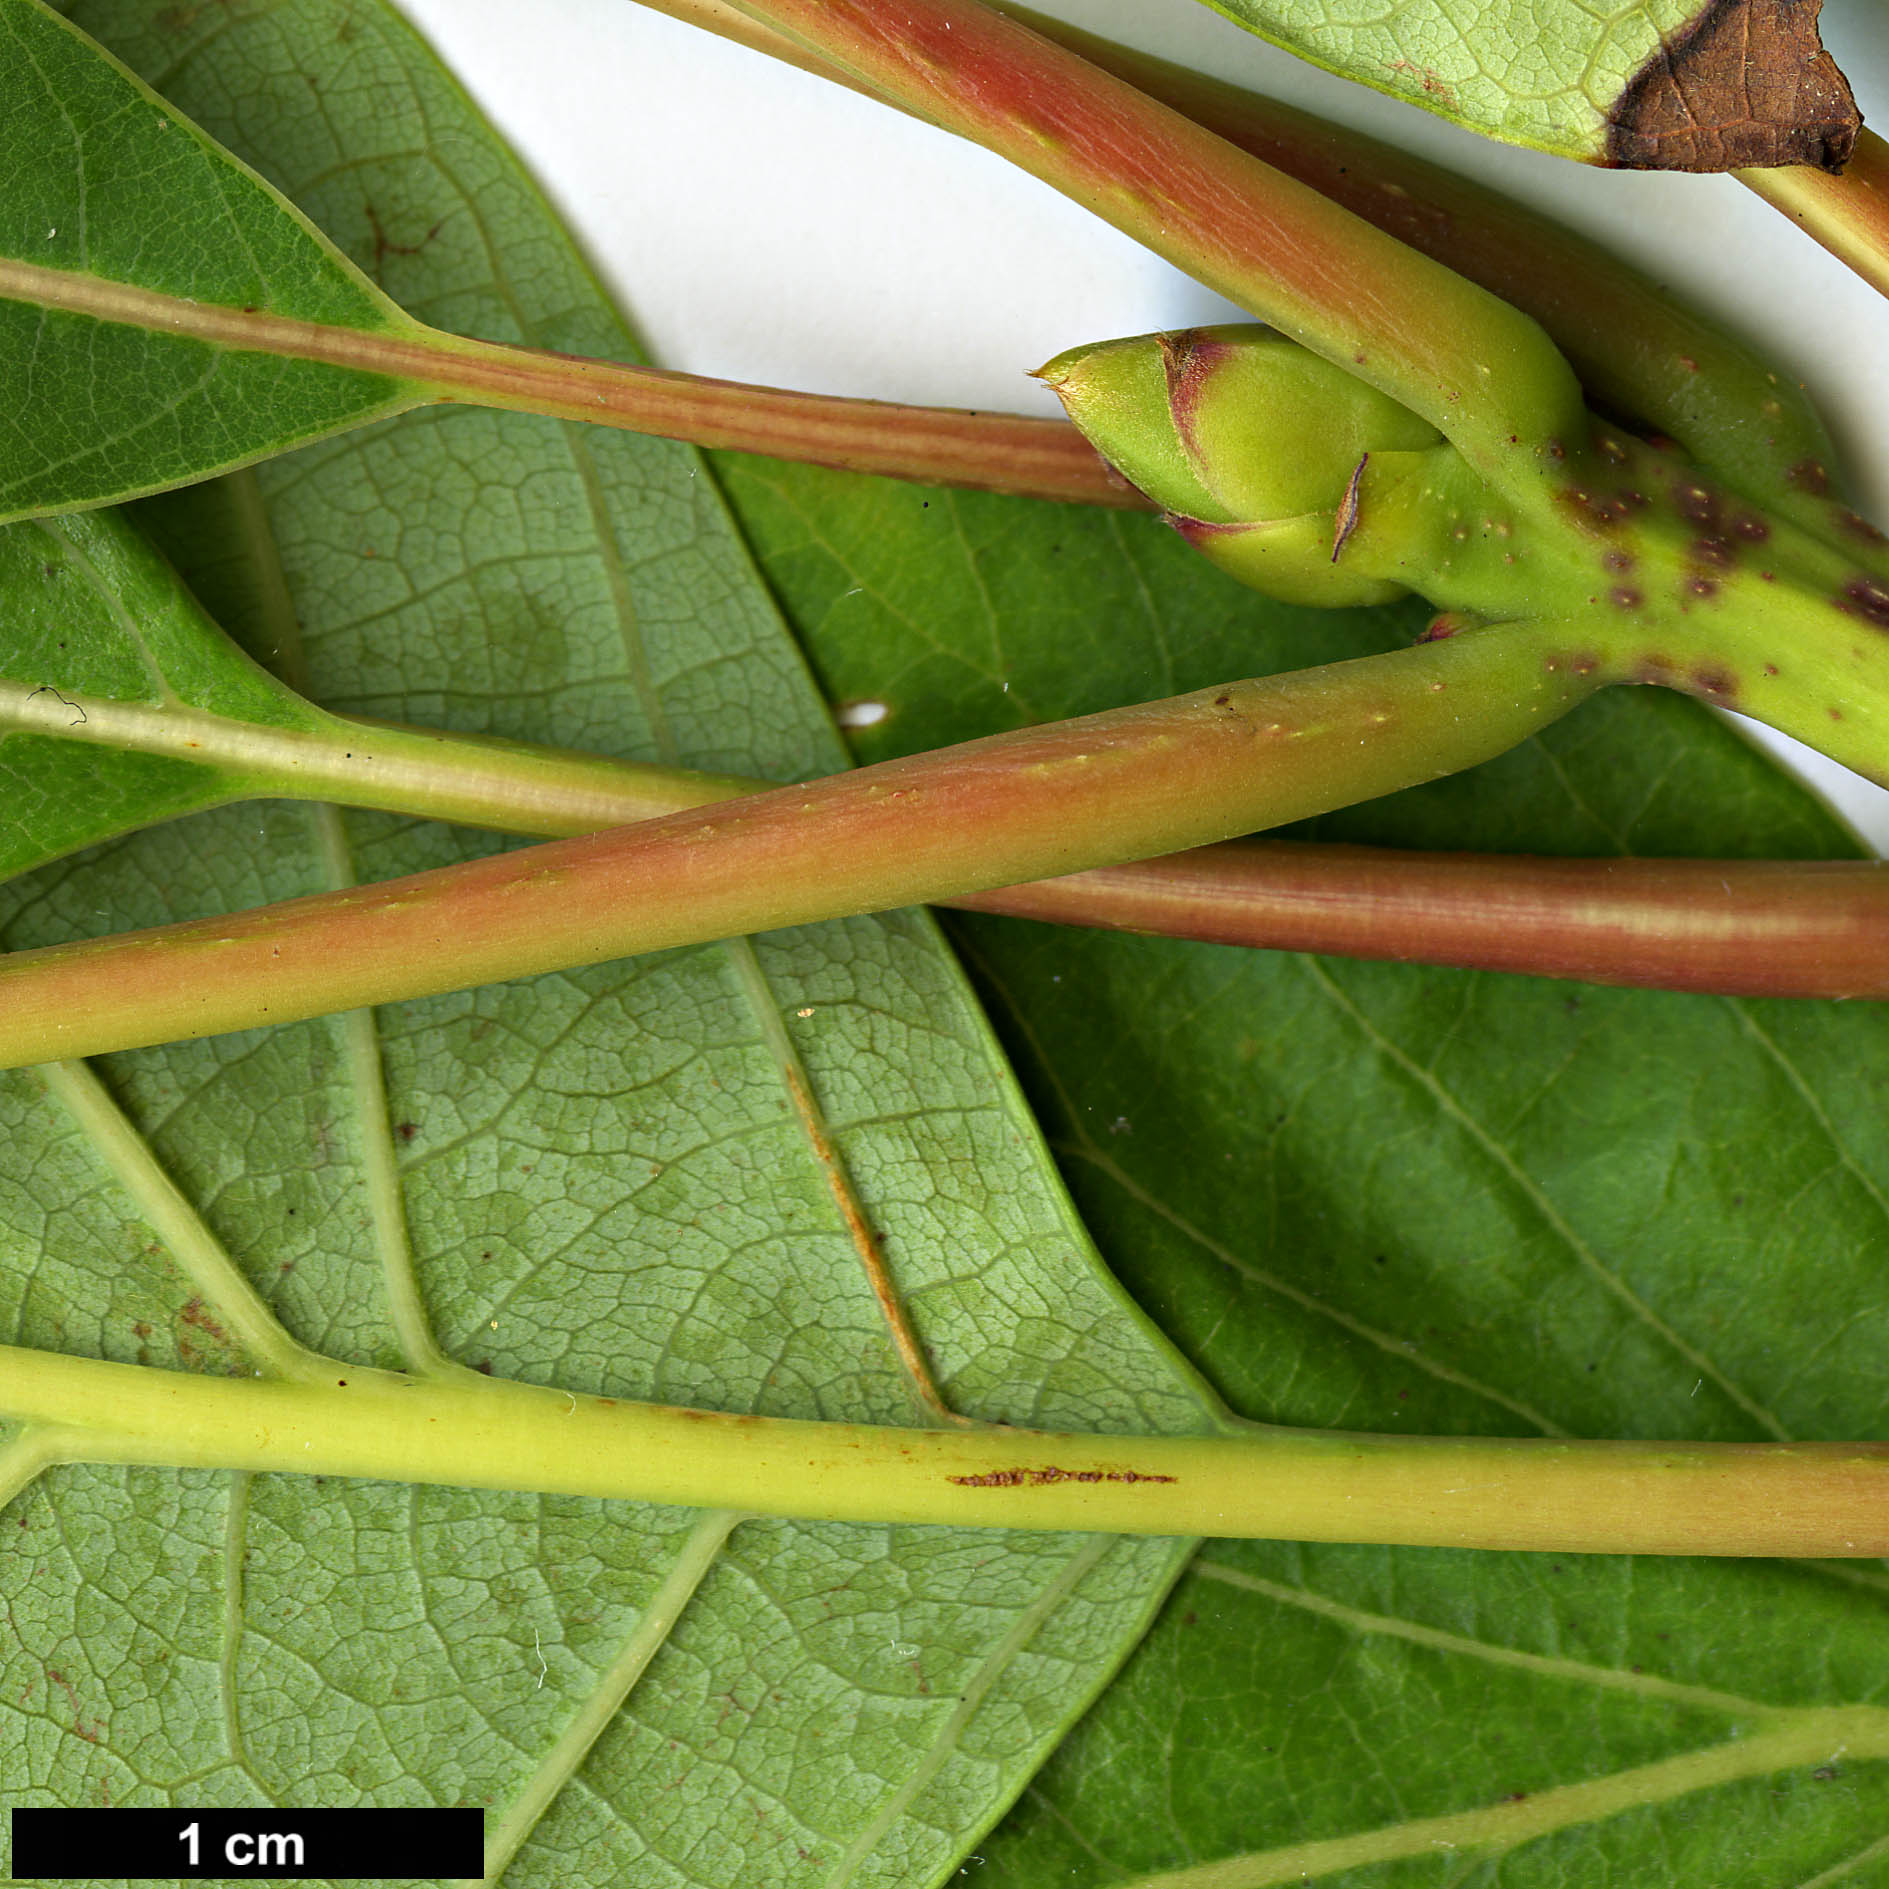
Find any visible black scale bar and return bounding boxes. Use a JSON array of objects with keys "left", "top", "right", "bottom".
[{"left": 9, "top": 1808, "right": 483, "bottom": 1881}]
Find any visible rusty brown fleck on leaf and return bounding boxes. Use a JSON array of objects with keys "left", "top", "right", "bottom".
[{"left": 1605, "top": 0, "right": 1857, "bottom": 173}]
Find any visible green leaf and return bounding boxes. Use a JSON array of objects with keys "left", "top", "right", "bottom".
[
  {"left": 0, "top": 486, "right": 763, "bottom": 882},
  {"left": 0, "top": 2, "right": 1217, "bottom": 1880},
  {"left": 1, "top": 0, "right": 1101, "bottom": 532},
  {"left": 0, "top": 507, "right": 328, "bottom": 881},
  {"left": 0, "top": 0, "right": 420, "bottom": 516},
  {"left": 1184, "top": 0, "right": 1860, "bottom": 171},
  {"left": 709, "top": 454, "right": 1889, "bottom": 1880}
]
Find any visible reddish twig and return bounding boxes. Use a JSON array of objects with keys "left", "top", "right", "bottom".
[{"left": 962, "top": 846, "right": 1889, "bottom": 999}]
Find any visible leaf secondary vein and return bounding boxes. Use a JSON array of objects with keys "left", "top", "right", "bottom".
[
  {"left": 1059, "top": 1140, "right": 1569, "bottom": 1435},
  {"left": 820, "top": 1533, "right": 1127, "bottom": 1889},
  {"left": 36, "top": 1058, "right": 327, "bottom": 1382},
  {"left": 1105, "top": 1708, "right": 1889, "bottom": 1889},
  {"left": 474, "top": 1507, "right": 744, "bottom": 1887},
  {"left": 0, "top": 1425, "right": 60, "bottom": 1514},
  {"left": 217, "top": 1469, "right": 255, "bottom": 1786},
  {"left": 1793, "top": 1830, "right": 1889, "bottom": 1889},
  {"left": 725, "top": 936, "right": 961, "bottom": 1426},
  {"left": 1191, "top": 1559, "right": 1771, "bottom": 1717},
  {"left": 1296, "top": 955, "right": 1791, "bottom": 1440},
  {"left": 1726, "top": 1001, "right": 1889, "bottom": 1238}
]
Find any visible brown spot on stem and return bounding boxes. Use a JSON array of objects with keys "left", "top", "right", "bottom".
[
  {"left": 1837, "top": 509, "right": 1888, "bottom": 545},
  {"left": 1692, "top": 665, "right": 1739, "bottom": 700},
  {"left": 1605, "top": 0, "right": 1857, "bottom": 172},
  {"left": 1611, "top": 587, "right": 1643, "bottom": 610},
  {"left": 1733, "top": 514, "right": 1771, "bottom": 543},
  {"left": 946, "top": 1465, "right": 1179, "bottom": 1488},
  {"left": 1604, "top": 549, "right": 1636, "bottom": 572},
  {"left": 1675, "top": 483, "right": 1720, "bottom": 528},
  {"left": 1563, "top": 486, "right": 1636, "bottom": 531},
  {"left": 1837, "top": 577, "right": 1889, "bottom": 630},
  {"left": 1789, "top": 457, "right": 1832, "bottom": 496},
  {"left": 1691, "top": 535, "right": 1736, "bottom": 567}
]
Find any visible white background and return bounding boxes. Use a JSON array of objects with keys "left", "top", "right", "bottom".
[{"left": 398, "top": 0, "right": 1889, "bottom": 849}]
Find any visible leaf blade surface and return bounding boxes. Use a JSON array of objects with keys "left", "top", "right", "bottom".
[
  {"left": 712, "top": 452, "right": 1889, "bottom": 1882},
  {"left": 0, "top": 0, "right": 422, "bottom": 517},
  {"left": 1186, "top": 0, "right": 1858, "bottom": 170},
  {"left": 0, "top": 5, "right": 1216, "bottom": 1883}
]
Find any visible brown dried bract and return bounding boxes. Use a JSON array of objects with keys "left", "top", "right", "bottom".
[
  {"left": 1605, "top": 0, "right": 1857, "bottom": 173},
  {"left": 1331, "top": 452, "right": 1368, "bottom": 562}
]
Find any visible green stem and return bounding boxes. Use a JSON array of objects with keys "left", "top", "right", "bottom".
[
  {"left": 711, "top": 0, "right": 1586, "bottom": 478},
  {"left": 10, "top": 1344, "right": 1889, "bottom": 1555},
  {"left": 16, "top": 673, "right": 1889, "bottom": 999},
  {"left": 1327, "top": 429, "right": 1889, "bottom": 791},
  {"left": 671, "top": 0, "right": 1851, "bottom": 533},
  {"left": 998, "top": 8, "right": 1865, "bottom": 549},
  {"left": 974, "top": 848, "right": 1889, "bottom": 1001},
  {"left": 0, "top": 258, "right": 1137, "bottom": 515},
  {"left": 0, "top": 627, "right": 1602, "bottom": 1068},
  {"left": 416, "top": 324, "right": 1139, "bottom": 506},
  {"left": 660, "top": 0, "right": 1889, "bottom": 594},
  {"left": 0, "top": 679, "right": 754, "bottom": 835},
  {"left": 1740, "top": 127, "right": 1889, "bottom": 305},
  {"left": 1518, "top": 458, "right": 1889, "bottom": 789}
]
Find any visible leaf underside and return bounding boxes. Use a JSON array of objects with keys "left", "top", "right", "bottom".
[
  {"left": 0, "top": 507, "right": 325, "bottom": 880},
  {"left": 1, "top": 4, "right": 1216, "bottom": 1884},
  {"left": 1190, "top": 0, "right": 1859, "bottom": 170},
  {"left": 2, "top": 0, "right": 1885, "bottom": 1883},
  {"left": 714, "top": 454, "right": 1889, "bottom": 1883}
]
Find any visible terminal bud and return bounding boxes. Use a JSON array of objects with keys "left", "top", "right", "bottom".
[{"left": 1038, "top": 325, "right": 1442, "bottom": 604}]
